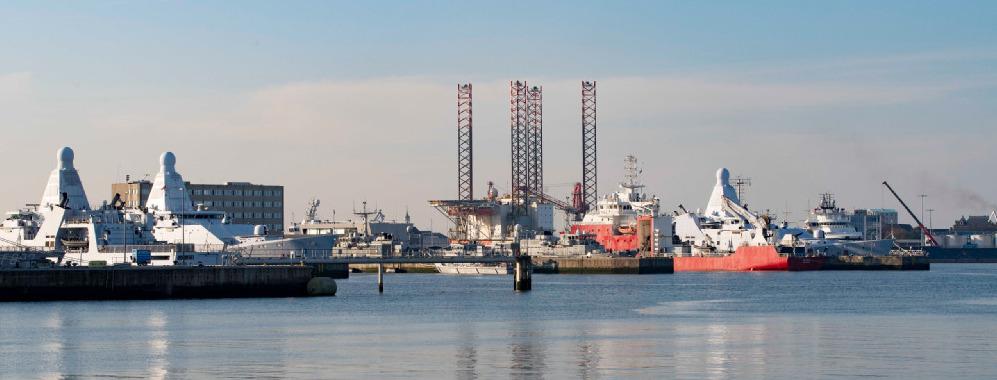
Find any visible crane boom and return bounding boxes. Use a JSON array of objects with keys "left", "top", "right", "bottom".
[{"left": 882, "top": 181, "right": 939, "bottom": 247}]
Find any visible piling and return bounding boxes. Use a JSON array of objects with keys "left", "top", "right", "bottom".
[
  {"left": 514, "top": 255, "right": 532, "bottom": 291},
  {"left": 377, "top": 263, "right": 384, "bottom": 293}
]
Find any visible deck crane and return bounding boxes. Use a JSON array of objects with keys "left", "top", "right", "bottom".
[
  {"left": 882, "top": 181, "right": 940, "bottom": 247},
  {"left": 527, "top": 183, "right": 586, "bottom": 221}
]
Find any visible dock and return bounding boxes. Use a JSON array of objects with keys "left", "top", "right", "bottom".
[
  {"left": 821, "top": 255, "right": 930, "bottom": 270},
  {"left": 0, "top": 266, "right": 335, "bottom": 301},
  {"left": 532, "top": 256, "right": 673, "bottom": 274}
]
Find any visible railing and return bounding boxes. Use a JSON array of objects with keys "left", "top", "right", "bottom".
[{"left": 98, "top": 244, "right": 195, "bottom": 253}]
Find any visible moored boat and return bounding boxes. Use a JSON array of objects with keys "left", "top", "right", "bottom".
[
  {"left": 672, "top": 168, "right": 828, "bottom": 272},
  {"left": 434, "top": 263, "right": 512, "bottom": 275}
]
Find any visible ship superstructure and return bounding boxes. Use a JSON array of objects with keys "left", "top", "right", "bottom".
[
  {"left": 804, "top": 193, "right": 864, "bottom": 240},
  {"left": 0, "top": 147, "right": 334, "bottom": 266},
  {"left": 673, "top": 168, "right": 773, "bottom": 255},
  {"left": 785, "top": 193, "right": 894, "bottom": 256},
  {"left": 569, "top": 156, "right": 672, "bottom": 254},
  {"left": 672, "top": 168, "right": 826, "bottom": 271}
]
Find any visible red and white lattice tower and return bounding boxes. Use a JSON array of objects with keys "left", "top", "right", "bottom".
[
  {"left": 527, "top": 85, "right": 543, "bottom": 197},
  {"left": 510, "top": 81, "right": 530, "bottom": 215},
  {"left": 457, "top": 83, "right": 473, "bottom": 201},
  {"left": 581, "top": 81, "right": 598, "bottom": 212}
]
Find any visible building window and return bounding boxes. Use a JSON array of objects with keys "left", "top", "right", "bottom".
[
  {"left": 275, "top": 190, "right": 282, "bottom": 196},
  {"left": 275, "top": 201, "right": 282, "bottom": 207},
  {"left": 234, "top": 190, "right": 243, "bottom": 196},
  {"left": 264, "top": 201, "right": 272, "bottom": 207}
]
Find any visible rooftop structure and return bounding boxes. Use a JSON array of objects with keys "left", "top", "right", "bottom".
[{"left": 40, "top": 147, "right": 90, "bottom": 211}]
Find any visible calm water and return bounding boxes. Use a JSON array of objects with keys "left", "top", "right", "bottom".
[{"left": 3, "top": 264, "right": 997, "bottom": 379}]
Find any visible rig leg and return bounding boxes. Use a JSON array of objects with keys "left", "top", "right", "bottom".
[
  {"left": 514, "top": 256, "right": 532, "bottom": 292},
  {"left": 377, "top": 263, "right": 384, "bottom": 293}
]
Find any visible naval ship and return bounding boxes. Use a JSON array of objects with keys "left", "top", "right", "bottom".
[{"left": 0, "top": 147, "right": 334, "bottom": 266}]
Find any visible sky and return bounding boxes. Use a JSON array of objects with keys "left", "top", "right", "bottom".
[{"left": 1, "top": 0, "right": 996, "bottom": 231}]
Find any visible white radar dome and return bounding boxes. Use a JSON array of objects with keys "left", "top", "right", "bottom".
[
  {"left": 57, "top": 147, "right": 75, "bottom": 170},
  {"left": 160, "top": 152, "right": 177, "bottom": 171},
  {"left": 716, "top": 168, "right": 730, "bottom": 185}
]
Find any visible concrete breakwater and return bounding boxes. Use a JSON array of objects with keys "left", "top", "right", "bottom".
[
  {"left": 532, "top": 256, "right": 674, "bottom": 274},
  {"left": 0, "top": 266, "right": 334, "bottom": 301},
  {"left": 821, "top": 255, "right": 930, "bottom": 270}
]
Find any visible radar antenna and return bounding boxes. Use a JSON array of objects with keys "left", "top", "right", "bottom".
[
  {"left": 623, "top": 154, "right": 642, "bottom": 187},
  {"left": 353, "top": 201, "right": 379, "bottom": 238},
  {"left": 733, "top": 176, "right": 752, "bottom": 205},
  {"left": 305, "top": 198, "right": 320, "bottom": 221}
]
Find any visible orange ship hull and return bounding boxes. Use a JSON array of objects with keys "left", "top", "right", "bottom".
[{"left": 675, "top": 246, "right": 826, "bottom": 272}]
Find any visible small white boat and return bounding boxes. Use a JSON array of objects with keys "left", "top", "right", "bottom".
[{"left": 434, "top": 263, "right": 512, "bottom": 275}]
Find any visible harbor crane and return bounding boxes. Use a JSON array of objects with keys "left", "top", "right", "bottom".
[{"left": 882, "top": 181, "right": 940, "bottom": 247}]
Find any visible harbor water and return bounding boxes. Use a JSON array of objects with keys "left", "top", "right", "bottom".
[{"left": 2, "top": 264, "right": 997, "bottom": 379}]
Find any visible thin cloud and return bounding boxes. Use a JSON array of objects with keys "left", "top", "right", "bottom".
[{"left": 0, "top": 72, "right": 32, "bottom": 101}]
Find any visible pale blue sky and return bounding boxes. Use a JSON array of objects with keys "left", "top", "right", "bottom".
[{"left": 1, "top": 1, "right": 996, "bottom": 228}]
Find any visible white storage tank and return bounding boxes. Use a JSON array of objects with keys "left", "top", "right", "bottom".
[
  {"left": 942, "top": 234, "right": 958, "bottom": 248},
  {"left": 948, "top": 234, "right": 967, "bottom": 248},
  {"left": 972, "top": 234, "right": 996, "bottom": 248}
]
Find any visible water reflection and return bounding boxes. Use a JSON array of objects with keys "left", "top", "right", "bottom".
[
  {"left": 507, "top": 321, "right": 547, "bottom": 379},
  {"left": 455, "top": 322, "right": 479, "bottom": 380},
  {"left": 574, "top": 322, "right": 601, "bottom": 380},
  {"left": 57, "top": 306, "right": 84, "bottom": 379},
  {"left": 147, "top": 310, "right": 169, "bottom": 379},
  {"left": 40, "top": 307, "right": 65, "bottom": 379}
]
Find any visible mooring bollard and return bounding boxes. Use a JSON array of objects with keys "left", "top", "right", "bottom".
[{"left": 377, "top": 263, "right": 384, "bottom": 293}]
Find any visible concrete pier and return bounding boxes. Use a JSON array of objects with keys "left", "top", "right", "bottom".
[
  {"left": 821, "top": 255, "right": 930, "bottom": 270},
  {"left": 0, "top": 266, "right": 329, "bottom": 301},
  {"left": 307, "top": 262, "right": 350, "bottom": 279},
  {"left": 532, "top": 256, "right": 674, "bottom": 274}
]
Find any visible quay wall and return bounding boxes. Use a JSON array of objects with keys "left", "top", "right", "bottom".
[
  {"left": 532, "top": 256, "right": 673, "bottom": 274},
  {"left": 0, "top": 266, "right": 319, "bottom": 301},
  {"left": 821, "top": 255, "right": 930, "bottom": 270}
]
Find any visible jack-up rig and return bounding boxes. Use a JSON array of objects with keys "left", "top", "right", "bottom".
[{"left": 430, "top": 81, "right": 597, "bottom": 245}]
